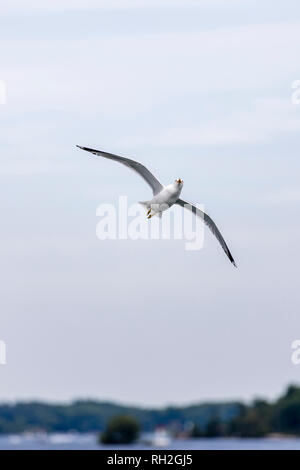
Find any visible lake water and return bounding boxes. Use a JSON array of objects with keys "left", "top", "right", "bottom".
[{"left": 0, "top": 433, "right": 300, "bottom": 450}]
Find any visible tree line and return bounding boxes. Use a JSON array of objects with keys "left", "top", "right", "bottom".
[{"left": 0, "top": 384, "right": 299, "bottom": 437}]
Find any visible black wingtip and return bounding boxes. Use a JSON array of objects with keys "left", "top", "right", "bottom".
[
  {"left": 227, "top": 250, "right": 237, "bottom": 268},
  {"left": 76, "top": 145, "right": 84, "bottom": 150}
]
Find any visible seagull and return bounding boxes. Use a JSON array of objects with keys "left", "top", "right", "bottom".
[{"left": 76, "top": 145, "right": 237, "bottom": 267}]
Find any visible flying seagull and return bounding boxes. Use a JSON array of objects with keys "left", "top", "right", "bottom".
[{"left": 76, "top": 145, "right": 237, "bottom": 267}]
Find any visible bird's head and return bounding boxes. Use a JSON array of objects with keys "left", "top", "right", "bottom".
[{"left": 175, "top": 178, "right": 184, "bottom": 186}]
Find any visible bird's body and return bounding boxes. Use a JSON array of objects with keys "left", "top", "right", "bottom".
[
  {"left": 140, "top": 181, "right": 183, "bottom": 217},
  {"left": 76, "top": 145, "right": 237, "bottom": 267}
]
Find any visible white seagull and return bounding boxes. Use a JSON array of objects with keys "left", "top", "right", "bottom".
[{"left": 76, "top": 145, "right": 237, "bottom": 267}]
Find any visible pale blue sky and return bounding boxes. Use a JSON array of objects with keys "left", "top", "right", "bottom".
[{"left": 0, "top": 0, "right": 300, "bottom": 406}]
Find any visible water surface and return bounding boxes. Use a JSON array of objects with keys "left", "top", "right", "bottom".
[{"left": 0, "top": 434, "right": 300, "bottom": 450}]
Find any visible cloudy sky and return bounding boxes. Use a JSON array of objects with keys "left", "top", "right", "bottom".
[{"left": 1, "top": 0, "right": 300, "bottom": 406}]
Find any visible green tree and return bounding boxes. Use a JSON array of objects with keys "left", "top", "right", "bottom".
[
  {"left": 190, "top": 422, "right": 204, "bottom": 438},
  {"left": 229, "top": 400, "right": 271, "bottom": 438},
  {"left": 203, "top": 417, "right": 227, "bottom": 437},
  {"left": 100, "top": 415, "right": 140, "bottom": 444},
  {"left": 272, "top": 385, "right": 300, "bottom": 435}
]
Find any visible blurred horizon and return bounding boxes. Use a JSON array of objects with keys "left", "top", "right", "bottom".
[
  {"left": 0, "top": 381, "right": 297, "bottom": 408},
  {"left": 1, "top": 382, "right": 300, "bottom": 441},
  {"left": 0, "top": 381, "right": 299, "bottom": 409}
]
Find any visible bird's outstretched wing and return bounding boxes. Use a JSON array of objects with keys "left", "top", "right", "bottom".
[
  {"left": 176, "top": 198, "right": 237, "bottom": 267},
  {"left": 76, "top": 145, "right": 163, "bottom": 195}
]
